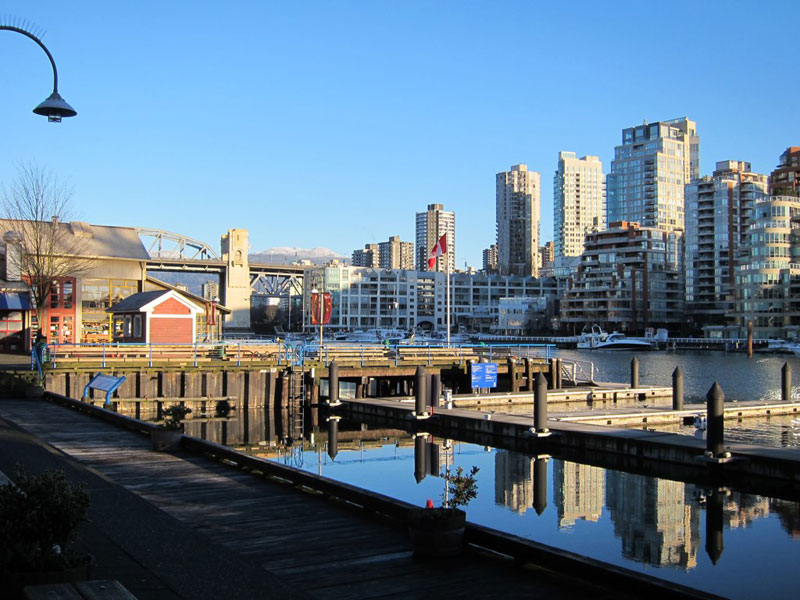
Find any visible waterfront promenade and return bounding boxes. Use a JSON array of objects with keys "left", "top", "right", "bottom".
[{"left": 0, "top": 396, "right": 719, "bottom": 600}]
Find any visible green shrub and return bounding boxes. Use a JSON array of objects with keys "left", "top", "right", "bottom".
[{"left": 0, "top": 467, "right": 90, "bottom": 572}]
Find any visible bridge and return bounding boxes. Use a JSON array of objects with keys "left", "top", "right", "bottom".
[{"left": 136, "top": 228, "right": 305, "bottom": 330}]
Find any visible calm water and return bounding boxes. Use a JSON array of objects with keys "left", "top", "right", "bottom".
[
  {"left": 268, "top": 436, "right": 800, "bottom": 600},
  {"left": 558, "top": 349, "right": 800, "bottom": 448},
  {"left": 562, "top": 348, "right": 800, "bottom": 404},
  {"left": 176, "top": 350, "right": 800, "bottom": 598}
]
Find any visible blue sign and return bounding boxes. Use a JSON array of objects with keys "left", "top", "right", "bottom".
[{"left": 471, "top": 362, "right": 498, "bottom": 388}]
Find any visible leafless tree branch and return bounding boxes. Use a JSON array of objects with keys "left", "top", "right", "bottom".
[{"left": 1, "top": 163, "right": 95, "bottom": 337}]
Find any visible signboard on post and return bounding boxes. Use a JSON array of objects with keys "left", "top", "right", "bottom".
[{"left": 471, "top": 362, "right": 498, "bottom": 388}]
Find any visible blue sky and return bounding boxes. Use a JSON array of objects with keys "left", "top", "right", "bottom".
[{"left": 1, "top": 1, "right": 797, "bottom": 268}]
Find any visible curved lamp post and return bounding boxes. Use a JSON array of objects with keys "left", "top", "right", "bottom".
[{"left": 1, "top": 24, "right": 77, "bottom": 122}]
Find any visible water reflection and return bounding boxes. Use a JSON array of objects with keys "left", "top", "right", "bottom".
[
  {"left": 606, "top": 469, "right": 700, "bottom": 568},
  {"left": 114, "top": 398, "right": 800, "bottom": 598}
]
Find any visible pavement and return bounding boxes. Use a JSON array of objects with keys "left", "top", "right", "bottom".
[
  {"left": 0, "top": 351, "right": 32, "bottom": 369},
  {"left": 0, "top": 402, "right": 312, "bottom": 600}
]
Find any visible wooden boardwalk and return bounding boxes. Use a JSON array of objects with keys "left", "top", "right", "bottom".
[{"left": 0, "top": 399, "right": 661, "bottom": 600}]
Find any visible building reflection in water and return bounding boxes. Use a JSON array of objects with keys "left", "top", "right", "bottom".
[
  {"left": 553, "top": 459, "right": 604, "bottom": 527},
  {"left": 607, "top": 471, "right": 699, "bottom": 569},
  {"left": 146, "top": 403, "right": 800, "bottom": 569}
]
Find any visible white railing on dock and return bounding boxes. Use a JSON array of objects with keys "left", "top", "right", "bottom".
[{"left": 561, "top": 359, "right": 595, "bottom": 384}]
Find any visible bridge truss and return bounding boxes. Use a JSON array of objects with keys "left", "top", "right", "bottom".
[
  {"left": 250, "top": 269, "right": 304, "bottom": 297},
  {"left": 136, "top": 228, "right": 221, "bottom": 261}
]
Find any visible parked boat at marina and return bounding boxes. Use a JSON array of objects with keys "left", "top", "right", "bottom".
[{"left": 576, "top": 325, "right": 654, "bottom": 350}]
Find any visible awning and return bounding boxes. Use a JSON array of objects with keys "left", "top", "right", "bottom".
[{"left": 0, "top": 293, "right": 32, "bottom": 310}]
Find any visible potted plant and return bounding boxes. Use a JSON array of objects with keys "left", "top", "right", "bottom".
[
  {"left": 0, "top": 467, "right": 91, "bottom": 596},
  {"left": 408, "top": 465, "right": 479, "bottom": 558},
  {"left": 151, "top": 404, "right": 191, "bottom": 451}
]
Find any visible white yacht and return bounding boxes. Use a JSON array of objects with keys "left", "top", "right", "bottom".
[
  {"left": 337, "top": 328, "right": 406, "bottom": 344},
  {"left": 577, "top": 326, "right": 654, "bottom": 350}
]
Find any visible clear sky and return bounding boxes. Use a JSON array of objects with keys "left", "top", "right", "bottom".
[{"left": 1, "top": 1, "right": 797, "bottom": 268}]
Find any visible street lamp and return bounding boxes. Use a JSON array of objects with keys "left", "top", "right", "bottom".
[{"left": 1, "top": 23, "right": 77, "bottom": 122}]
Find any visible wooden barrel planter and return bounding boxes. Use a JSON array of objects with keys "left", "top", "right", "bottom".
[
  {"left": 150, "top": 428, "right": 183, "bottom": 451},
  {"left": 407, "top": 507, "right": 466, "bottom": 558}
]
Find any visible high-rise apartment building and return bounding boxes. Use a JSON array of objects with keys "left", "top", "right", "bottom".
[
  {"left": 378, "top": 236, "right": 414, "bottom": 270},
  {"left": 482, "top": 244, "right": 498, "bottom": 273},
  {"left": 684, "top": 161, "right": 768, "bottom": 324},
  {"left": 352, "top": 243, "right": 378, "bottom": 267},
  {"left": 607, "top": 118, "right": 699, "bottom": 233},
  {"left": 553, "top": 152, "right": 605, "bottom": 259},
  {"left": 353, "top": 237, "right": 413, "bottom": 269},
  {"left": 416, "top": 203, "right": 455, "bottom": 272},
  {"left": 496, "top": 164, "right": 540, "bottom": 277},
  {"left": 770, "top": 147, "right": 800, "bottom": 196},
  {"left": 539, "top": 241, "right": 555, "bottom": 276},
  {"left": 733, "top": 194, "right": 800, "bottom": 338},
  {"left": 201, "top": 280, "right": 219, "bottom": 301},
  {"left": 560, "top": 221, "right": 684, "bottom": 333}
]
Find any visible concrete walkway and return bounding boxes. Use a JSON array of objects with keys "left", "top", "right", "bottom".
[{"left": 0, "top": 401, "right": 311, "bottom": 600}]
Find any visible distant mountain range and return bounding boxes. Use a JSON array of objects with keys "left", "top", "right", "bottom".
[{"left": 249, "top": 246, "right": 347, "bottom": 265}]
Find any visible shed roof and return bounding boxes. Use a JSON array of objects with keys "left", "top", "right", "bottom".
[
  {"left": 107, "top": 291, "right": 169, "bottom": 313},
  {"left": 146, "top": 276, "right": 231, "bottom": 314}
]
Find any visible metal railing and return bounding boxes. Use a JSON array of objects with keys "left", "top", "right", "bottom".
[
  {"left": 40, "top": 341, "right": 557, "bottom": 370},
  {"left": 560, "top": 358, "right": 595, "bottom": 385}
]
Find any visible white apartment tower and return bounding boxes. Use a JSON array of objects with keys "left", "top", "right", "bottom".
[
  {"left": 607, "top": 117, "right": 699, "bottom": 233},
  {"left": 553, "top": 152, "right": 605, "bottom": 259},
  {"left": 416, "top": 203, "right": 455, "bottom": 272},
  {"left": 496, "top": 164, "right": 540, "bottom": 277}
]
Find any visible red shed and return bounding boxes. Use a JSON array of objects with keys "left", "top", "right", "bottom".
[{"left": 107, "top": 290, "right": 202, "bottom": 344}]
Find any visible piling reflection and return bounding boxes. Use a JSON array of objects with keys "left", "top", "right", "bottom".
[
  {"left": 107, "top": 399, "right": 800, "bottom": 578},
  {"left": 704, "top": 488, "right": 725, "bottom": 565},
  {"left": 326, "top": 416, "right": 340, "bottom": 460}
]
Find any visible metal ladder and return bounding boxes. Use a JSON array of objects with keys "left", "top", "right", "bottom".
[{"left": 285, "top": 365, "right": 306, "bottom": 465}]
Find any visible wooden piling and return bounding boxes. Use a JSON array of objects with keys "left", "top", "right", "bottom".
[
  {"left": 706, "top": 382, "right": 725, "bottom": 458},
  {"left": 672, "top": 367, "right": 683, "bottom": 410},
  {"left": 782, "top": 362, "right": 792, "bottom": 402}
]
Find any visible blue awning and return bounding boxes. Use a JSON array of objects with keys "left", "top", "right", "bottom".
[{"left": 0, "top": 293, "right": 32, "bottom": 310}]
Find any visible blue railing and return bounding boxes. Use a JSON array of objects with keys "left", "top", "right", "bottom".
[{"left": 30, "top": 347, "right": 43, "bottom": 380}]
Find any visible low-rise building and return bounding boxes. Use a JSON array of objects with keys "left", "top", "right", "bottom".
[
  {"left": 107, "top": 290, "right": 202, "bottom": 344},
  {"left": 303, "top": 265, "right": 560, "bottom": 334}
]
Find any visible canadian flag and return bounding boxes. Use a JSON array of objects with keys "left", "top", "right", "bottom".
[{"left": 427, "top": 234, "right": 447, "bottom": 270}]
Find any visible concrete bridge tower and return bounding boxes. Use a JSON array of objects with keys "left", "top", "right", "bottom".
[{"left": 220, "top": 229, "right": 251, "bottom": 331}]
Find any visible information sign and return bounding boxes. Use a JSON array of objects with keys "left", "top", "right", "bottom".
[{"left": 471, "top": 362, "right": 498, "bottom": 388}]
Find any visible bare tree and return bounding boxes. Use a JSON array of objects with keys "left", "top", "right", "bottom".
[{"left": 1, "top": 163, "right": 94, "bottom": 339}]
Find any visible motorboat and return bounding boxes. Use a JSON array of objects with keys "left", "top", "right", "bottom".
[
  {"left": 577, "top": 325, "right": 654, "bottom": 350},
  {"left": 336, "top": 328, "right": 407, "bottom": 344},
  {"left": 761, "top": 339, "right": 800, "bottom": 354}
]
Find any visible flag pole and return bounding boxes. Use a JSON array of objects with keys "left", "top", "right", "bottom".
[{"left": 445, "top": 249, "right": 451, "bottom": 347}]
